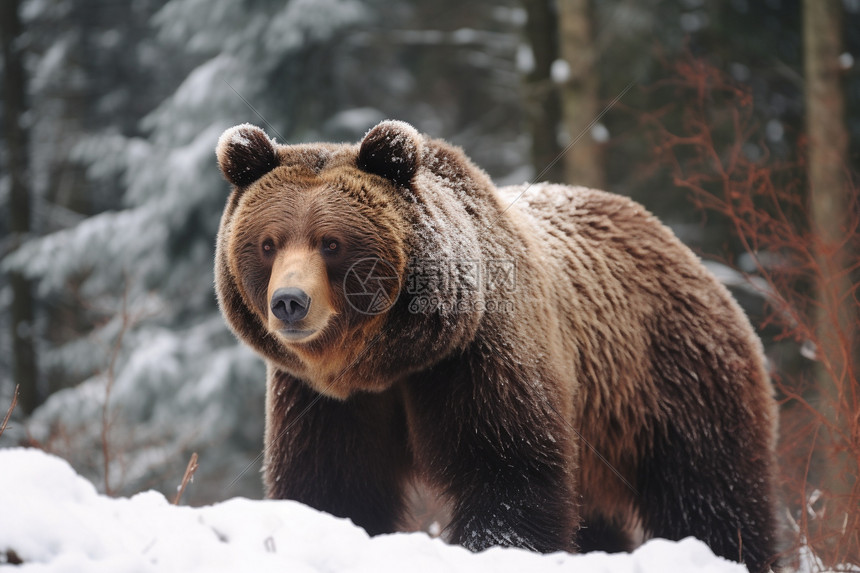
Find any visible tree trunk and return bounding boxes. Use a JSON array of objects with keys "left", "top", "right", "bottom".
[
  {"left": 1, "top": 0, "right": 40, "bottom": 415},
  {"left": 803, "top": 0, "right": 858, "bottom": 564},
  {"left": 520, "top": 0, "right": 564, "bottom": 184},
  {"left": 556, "top": 0, "right": 603, "bottom": 189}
]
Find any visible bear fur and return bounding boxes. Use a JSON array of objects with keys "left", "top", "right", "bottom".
[{"left": 215, "top": 120, "right": 780, "bottom": 572}]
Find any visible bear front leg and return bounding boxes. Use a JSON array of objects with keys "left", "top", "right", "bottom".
[
  {"left": 404, "top": 355, "right": 579, "bottom": 553},
  {"left": 444, "top": 464, "right": 579, "bottom": 553},
  {"left": 264, "top": 366, "right": 410, "bottom": 535}
]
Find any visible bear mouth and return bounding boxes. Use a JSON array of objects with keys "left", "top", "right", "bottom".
[{"left": 278, "top": 328, "right": 318, "bottom": 341}]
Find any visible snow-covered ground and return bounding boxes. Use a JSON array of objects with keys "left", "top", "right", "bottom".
[{"left": 0, "top": 448, "right": 747, "bottom": 572}]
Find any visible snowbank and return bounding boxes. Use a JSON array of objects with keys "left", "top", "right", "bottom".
[{"left": 0, "top": 448, "right": 746, "bottom": 572}]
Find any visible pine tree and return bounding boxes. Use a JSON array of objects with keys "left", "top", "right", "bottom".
[{"left": 1, "top": 0, "right": 39, "bottom": 414}]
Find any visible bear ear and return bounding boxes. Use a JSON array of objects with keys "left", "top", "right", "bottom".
[
  {"left": 216, "top": 124, "right": 279, "bottom": 187},
  {"left": 357, "top": 120, "right": 422, "bottom": 186}
]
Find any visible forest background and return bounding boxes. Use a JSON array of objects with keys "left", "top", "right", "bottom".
[{"left": 1, "top": 0, "right": 858, "bottom": 568}]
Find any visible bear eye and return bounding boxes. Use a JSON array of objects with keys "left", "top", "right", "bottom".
[
  {"left": 261, "top": 238, "right": 275, "bottom": 256},
  {"left": 323, "top": 239, "right": 339, "bottom": 254}
]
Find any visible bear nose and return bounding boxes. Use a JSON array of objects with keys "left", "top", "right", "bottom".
[{"left": 270, "top": 287, "right": 311, "bottom": 324}]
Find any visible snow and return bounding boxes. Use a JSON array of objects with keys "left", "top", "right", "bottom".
[
  {"left": 0, "top": 448, "right": 748, "bottom": 573},
  {"left": 550, "top": 58, "right": 570, "bottom": 84},
  {"left": 231, "top": 131, "right": 251, "bottom": 148},
  {"left": 591, "top": 122, "right": 610, "bottom": 143},
  {"left": 217, "top": 123, "right": 258, "bottom": 154},
  {"left": 515, "top": 44, "right": 534, "bottom": 74}
]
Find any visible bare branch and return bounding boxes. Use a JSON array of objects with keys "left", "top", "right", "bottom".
[
  {"left": 0, "top": 385, "right": 19, "bottom": 439},
  {"left": 173, "top": 452, "right": 200, "bottom": 506}
]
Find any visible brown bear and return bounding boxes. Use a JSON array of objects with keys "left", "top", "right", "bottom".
[{"left": 215, "top": 120, "right": 779, "bottom": 572}]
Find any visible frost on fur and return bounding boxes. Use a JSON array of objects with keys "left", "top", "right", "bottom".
[
  {"left": 357, "top": 120, "right": 422, "bottom": 186},
  {"left": 216, "top": 124, "right": 279, "bottom": 187}
]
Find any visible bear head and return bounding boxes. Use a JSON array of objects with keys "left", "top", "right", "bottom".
[{"left": 215, "top": 120, "right": 484, "bottom": 398}]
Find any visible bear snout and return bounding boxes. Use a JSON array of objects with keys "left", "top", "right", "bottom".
[
  {"left": 271, "top": 287, "right": 311, "bottom": 324},
  {"left": 264, "top": 248, "right": 336, "bottom": 342}
]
